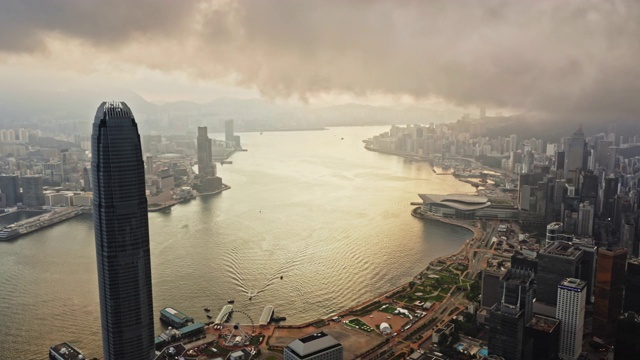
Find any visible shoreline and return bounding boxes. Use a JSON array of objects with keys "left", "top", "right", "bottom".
[
  {"left": 273, "top": 206, "right": 482, "bottom": 328},
  {"left": 148, "top": 184, "right": 232, "bottom": 212}
]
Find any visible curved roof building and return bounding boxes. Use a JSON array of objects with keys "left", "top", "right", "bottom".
[{"left": 419, "top": 194, "right": 491, "bottom": 219}]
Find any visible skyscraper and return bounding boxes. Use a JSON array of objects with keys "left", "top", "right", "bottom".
[
  {"left": 593, "top": 248, "right": 627, "bottom": 340},
  {"left": 556, "top": 278, "right": 586, "bottom": 360},
  {"left": 197, "top": 126, "right": 213, "bottom": 177},
  {"left": 562, "top": 126, "right": 587, "bottom": 183},
  {"left": 0, "top": 175, "right": 21, "bottom": 206},
  {"left": 536, "top": 241, "right": 583, "bottom": 306},
  {"left": 488, "top": 268, "right": 535, "bottom": 360},
  {"left": 624, "top": 259, "right": 640, "bottom": 314},
  {"left": 92, "top": 101, "right": 155, "bottom": 360},
  {"left": 21, "top": 175, "right": 45, "bottom": 206},
  {"left": 614, "top": 312, "right": 640, "bottom": 360}
]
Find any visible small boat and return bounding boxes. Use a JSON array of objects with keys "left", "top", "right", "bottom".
[
  {"left": 249, "top": 296, "right": 252, "bottom": 301},
  {"left": 227, "top": 299, "right": 235, "bottom": 304},
  {"left": 204, "top": 307, "right": 211, "bottom": 312},
  {"left": 207, "top": 314, "right": 213, "bottom": 319},
  {"left": 280, "top": 275, "right": 283, "bottom": 280},
  {"left": 272, "top": 316, "right": 287, "bottom": 322}
]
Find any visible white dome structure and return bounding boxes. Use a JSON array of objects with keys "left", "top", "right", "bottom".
[{"left": 380, "top": 322, "right": 391, "bottom": 334}]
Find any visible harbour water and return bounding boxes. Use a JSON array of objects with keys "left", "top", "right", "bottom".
[{"left": 0, "top": 126, "right": 475, "bottom": 359}]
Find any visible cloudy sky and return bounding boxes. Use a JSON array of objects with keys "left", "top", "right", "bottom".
[{"left": 0, "top": 0, "right": 638, "bottom": 118}]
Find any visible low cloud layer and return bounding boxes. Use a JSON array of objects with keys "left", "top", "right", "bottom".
[{"left": 1, "top": 0, "right": 639, "bottom": 119}]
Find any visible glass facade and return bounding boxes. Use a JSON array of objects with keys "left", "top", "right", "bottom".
[{"left": 92, "top": 102, "right": 155, "bottom": 360}]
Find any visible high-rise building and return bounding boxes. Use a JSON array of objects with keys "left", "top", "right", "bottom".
[
  {"left": 537, "top": 241, "right": 584, "bottom": 306},
  {"left": 593, "top": 248, "right": 627, "bottom": 340},
  {"left": 92, "top": 101, "right": 155, "bottom": 360},
  {"left": 556, "top": 278, "right": 587, "bottom": 360},
  {"left": 577, "top": 202, "right": 594, "bottom": 237},
  {"left": 563, "top": 126, "right": 587, "bottom": 183},
  {"left": 481, "top": 267, "right": 506, "bottom": 309},
  {"left": 0, "top": 175, "right": 21, "bottom": 206},
  {"left": 546, "top": 222, "right": 563, "bottom": 245},
  {"left": 284, "top": 331, "right": 343, "bottom": 360},
  {"left": 488, "top": 269, "right": 535, "bottom": 360},
  {"left": 614, "top": 312, "right": 640, "bottom": 360},
  {"left": 197, "top": 126, "right": 214, "bottom": 177},
  {"left": 526, "top": 315, "right": 561, "bottom": 360},
  {"left": 624, "top": 259, "right": 640, "bottom": 314},
  {"left": 225, "top": 119, "right": 234, "bottom": 143},
  {"left": 21, "top": 175, "right": 44, "bottom": 206},
  {"left": 82, "top": 167, "right": 92, "bottom": 192}
]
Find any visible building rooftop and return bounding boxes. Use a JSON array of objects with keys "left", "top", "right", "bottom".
[
  {"left": 160, "top": 307, "right": 193, "bottom": 324},
  {"left": 541, "top": 241, "right": 582, "bottom": 259},
  {"left": 501, "top": 268, "right": 534, "bottom": 286},
  {"left": 287, "top": 331, "right": 341, "bottom": 358},
  {"left": 527, "top": 314, "right": 560, "bottom": 333},
  {"left": 559, "top": 278, "right": 586, "bottom": 290},
  {"left": 418, "top": 194, "right": 491, "bottom": 211},
  {"left": 49, "top": 342, "right": 86, "bottom": 360}
]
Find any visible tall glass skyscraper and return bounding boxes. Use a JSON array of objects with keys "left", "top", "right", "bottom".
[{"left": 92, "top": 101, "right": 155, "bottom": 360}]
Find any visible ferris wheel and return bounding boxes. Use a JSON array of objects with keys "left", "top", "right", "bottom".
[{"left": 220, "top": 310, "right": 256, "bottom": 348}]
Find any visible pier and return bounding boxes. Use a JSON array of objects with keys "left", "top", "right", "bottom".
[
  {"left": 259, "top": 306, "right": 274, "bottom": 326},
  {"left": 214, "top": 304, "right": 233, "bottom": 325},
  {"left": 0, "top": 207, "right": 86, "bottom": 241}
]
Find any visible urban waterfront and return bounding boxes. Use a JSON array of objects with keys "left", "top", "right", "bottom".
[{"left": 0, "top": 126, "right": 474, "bottom": 359}]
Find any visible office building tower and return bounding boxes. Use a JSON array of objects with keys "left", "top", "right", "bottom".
[
  {"left": 526, "top": 315, "right": 560, "bottom": 360},
  {"left": 82, "top": 167, "right": 92, "bottom": 192},
  {"left": 577, "top": 202, "right": 594, "bottom": 237},
  {"left": 225, "top": 119, "right": 234, "bottom": 142},
  {"left": 620, "top": 215, "right": 636, "bottom": 257},
  {"left": 593, "top": 248, "right": 627, "bottom": 340},
  {"left": 601, "top": 176, "right": 619, "bottom": 219},
  {"left": 614, "top": 312, "right": 640, "bottom": 360},
  {"left": 481, "top": 267, "right": 506, "bottom": 309},
  {"left": 92, "top": 101, "right": 155, "bottom": 360},
  {"left": 197, "top": 126, "right": 213, "bottom": 177},
  {"left": 556, "top": 278, "right": 587, "bottom": 360},
  {"left": 0, "top": 175, "right": 21, "bottom": 206},
  {"left": 537, "top": 242, "right": 584, "bottom": 306},
  {"left": 624, "top": 259, "right": 640, "bottom": 314},
  {"left": 578, "top": 171, "right": 598, "bottom": 206},
  {"left": 488, "top": 269, "right": 535, "bottom": 360},
  {"left": 284, "top": 331, "right": 343, "bottom": 360},
  {"left": 511, "top": 253, "right": 538, "bottom": 274},
  {"left": 563, "top": 126, "right": 587, "bottom": 183},
  {"left": 546, "top": 222, "right": 563, "bottom": 245},
  {"left": 21, "top": 175, "right": 44, "bottom": 206},
  {"left": 145, "top": 155, "right": 154, "bottom": 176}
]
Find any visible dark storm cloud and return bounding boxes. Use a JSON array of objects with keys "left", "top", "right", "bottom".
[
  {"left": 2, "top": 0, "right": 640, "bottom": 119},
  {"left": 0, "top": 0, "right": 198, "bottom": 52}
]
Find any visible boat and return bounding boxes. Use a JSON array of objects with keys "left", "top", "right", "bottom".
[
  {"left": 272, "top": 316, "right": 287, "bottom": 322},
  {"left": 227, "top": 299, "right": 235, "bottom": 304},
  {"left": 207, "top": 314, "right": 213, "bottom": 319},
  {"left": 280, "top": 275, "right": 283, "bottom": 280},
  {"left": 204, "top": 307, "right": 211, "bottom": 312}
]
